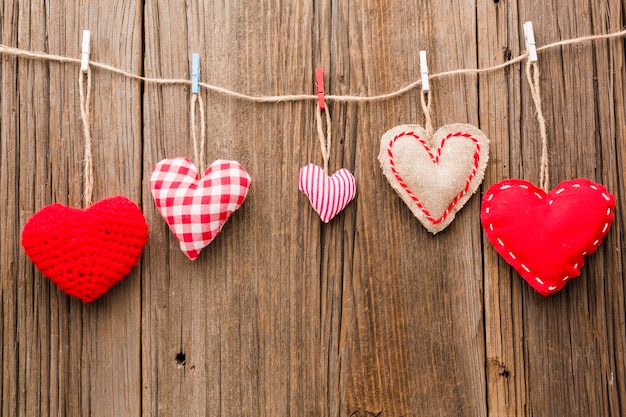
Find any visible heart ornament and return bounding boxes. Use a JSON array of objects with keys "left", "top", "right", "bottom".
[
  {"left": 21, "top": 196, "right": 149, "bottom": 302},
  {"left": 379, "top": 123, "right": 489, "bottom": 233},
  {"left": 481, "top": 179, "right": 615, "bottom": 295},
  {"left": 299, "top": 164, "right": 356, "bottom": 223},
  {"left": 150, "top": 157, "right": 251, "bottom": 260}
]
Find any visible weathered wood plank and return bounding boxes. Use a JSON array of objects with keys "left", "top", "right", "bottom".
[
  {"left": 1, "top": 1, "right": 143, "bottom": 416},
  {"left": 2, "top": 1, "right": 626, "bottom": 416},
  {"left": 335, "top": 1, "right": 487, "bottom": 416},
  {"left": 480, "top": 0, "right": 626, "bottom": 416},
  {"left": 1, "top": 2, "right": 21, "bottom": 417},
  {"left": 478, "top": 1, "right": 527, "bottom": 416},
  {"left": 141, "top": 1, "right": 327, "bottom": 416}
]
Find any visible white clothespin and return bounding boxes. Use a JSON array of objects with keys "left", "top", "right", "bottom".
[
  {"left": 419, "top": 50, "right": 429, "bottom": 91},
  {"left": 191, "top": 53, "right": 200, "bottom": 94},
  {"left": 523, "top": 22, "right": 538, "bottom": 62},
  {"left": 80, "top": 30, "right": 91, "bottom": 72}
]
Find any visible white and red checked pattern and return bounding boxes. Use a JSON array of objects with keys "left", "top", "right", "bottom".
[
  {"left": 150, "top": 157, "right": 251, "bottom": 260},
  {"left": 299, "top": 164, "right": 356, "bottom": 223}
]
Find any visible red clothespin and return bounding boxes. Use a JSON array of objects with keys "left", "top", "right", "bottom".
[{"left": 315, "top": 67, "right": 326, "bottom": 109}]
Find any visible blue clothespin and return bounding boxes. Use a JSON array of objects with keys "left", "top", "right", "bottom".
[{"left": 191, "top": 53, "right": 200, "bottom": 94}]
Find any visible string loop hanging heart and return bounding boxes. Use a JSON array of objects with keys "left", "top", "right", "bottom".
[
  {"left": 21, "top": 30, "right": 149, "bottom": 302},
  {"left": 379, "top": 50, "right": 490, "bottom": 234},
  {"left": 299, "top": 67, "right": 357, "bottom": 223},
  {"left": 419, "top": 88, "right": 435, "bottom": 140},
  {"left": 315, "top": 101, "right": 332, "bottom": 175},
  {"left": 480, "top": 22, "right": 616, "bottom": 296},
  {"left": 78, "top": 60, "right": 94, "bottom": 207},
  {"left": 150, "top": 53, "right": 252, "bottom": 260},
  {"left": 525, "top": 54, "right": 550, "bottom": 192},
  {"left": 190, "top": 92, "right": 207, "bottom": 174}
]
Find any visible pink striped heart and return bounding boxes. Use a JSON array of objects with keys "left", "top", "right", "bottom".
[
  {"left": 299, "top": 164, "right": 356, "bottom": 223},
  {"left": 150, "top": 157, "right": 251, "bottom": 260}
]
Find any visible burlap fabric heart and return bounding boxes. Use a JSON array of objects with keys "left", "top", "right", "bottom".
[{"left": 379, "top": 123, "right": 489, "bottom": 233}]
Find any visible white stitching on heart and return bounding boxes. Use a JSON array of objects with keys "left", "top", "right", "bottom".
[{"left": 484, "top": 180, "right": 614, "bottom": 294}]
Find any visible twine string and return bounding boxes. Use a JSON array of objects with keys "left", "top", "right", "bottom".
[
  {"left": 315, "top": 105, "right": 332, "bottom": 174},
  {"left": 78, "top": 67, "right": 93, "bottom": 207},
  {"left": 190, "top": 93, "right": 206, "bottom": 174},
  {"left": 0, "top": 29, "right": 623, "bottom": 104},
  {"left": 420, "top": 89, "right": 434, "bottom": 138},
  {"left": 525, "top": 58, "right": 550, "bottom": 192}
]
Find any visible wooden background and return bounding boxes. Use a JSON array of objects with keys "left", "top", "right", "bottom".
[{"left": 1, "top": 0, "right": 625, "bottom": 415}]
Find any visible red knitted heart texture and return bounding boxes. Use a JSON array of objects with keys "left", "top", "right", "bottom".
[
  {"left": 21, "top": 196, "right": 149, "bottom": 302},
  {"left": 481, "top": 179, "right": 615, "bottom": 296}
]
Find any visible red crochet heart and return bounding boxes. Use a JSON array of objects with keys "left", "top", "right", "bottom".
[
  {"left": 481, "top": 179, "right": 615, "bottom": 295},
  {"left": 21, "top": 196, "right": 149, "bottom": 302}
]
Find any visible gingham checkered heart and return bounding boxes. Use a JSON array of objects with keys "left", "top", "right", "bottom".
[
  {"left": 299, "top": 164, "right": 356, "bottom": 223},
  {"left": 150, "top": 157, "right": 251, "bottom": 260}
]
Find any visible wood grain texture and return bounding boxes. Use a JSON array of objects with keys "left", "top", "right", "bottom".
[
  {"left": 1, "top": 1, "right": 625, "bottom": 416},
  {"left": 1, "top": 1, "right": 143, "bottom": 416},
  {"left": 479, "top": 0, "right": 626, "bottom": 416}
]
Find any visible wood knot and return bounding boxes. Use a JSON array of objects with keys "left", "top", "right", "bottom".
[{"left": 175, "top": 352, "right": 186, "bottom": 368}]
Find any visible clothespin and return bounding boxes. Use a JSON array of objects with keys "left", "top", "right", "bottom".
[
  {"left": 523, "top": 21, "right": 538, "bottom": 62},
  {"left": 419, "top": 50, "right": 429, "bottom": 91},
  {"left": 315, "top": 67, "right": 326, "bottom": 109},
  {"left": 191, "top": 53, "right": 201, "bottom": 94},
  {"left": 80, "top": 30, "right": 91, "bottom": 72}
]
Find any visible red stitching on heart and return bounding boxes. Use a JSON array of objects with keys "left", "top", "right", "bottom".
[
  {"left": 387, "top": 130, "right": 482, "bottom": 224},
  {"left": 484, "top": 181, "right": 614, "bottom": 295}
]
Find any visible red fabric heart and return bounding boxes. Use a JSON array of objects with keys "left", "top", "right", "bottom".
[
  {"left": 150, "top": 158, "right": 252, "bottom": 260},
  {"left": 299, "top": 164, "right": 356, "bottom": 223},
  {"left": 21, "top": 196, "right": 149, "bottom": 302},
  {"left": 481, "top": 179, "right": 615, "bottom": 295}
]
